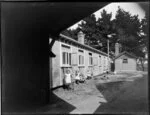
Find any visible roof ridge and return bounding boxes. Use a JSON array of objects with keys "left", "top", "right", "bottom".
[{"left": 115, "top": 51, "right": 137, "bottom": 59}]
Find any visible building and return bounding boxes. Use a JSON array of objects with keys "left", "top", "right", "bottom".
[
  {"left": 50, "top": 31, "right": 111, "bottom": 88},
  {"left": 114, "top": 43, "right": 137, "bottom": 72}
]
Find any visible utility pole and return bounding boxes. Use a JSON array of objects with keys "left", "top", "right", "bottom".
[
  {"left": 107, "top": 34, "right": 115, "bottom": 72},
  {"left": 107, "top": 39, "right": 109, "bottom": 71}
]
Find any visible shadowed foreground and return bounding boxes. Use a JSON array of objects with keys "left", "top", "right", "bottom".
[{"left": 94, "top": 74, "right": 149, "bottom": 114}]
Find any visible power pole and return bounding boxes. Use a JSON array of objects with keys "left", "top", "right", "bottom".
[{"left": 107, "top": 39, "right": 109, "bottom": 71}]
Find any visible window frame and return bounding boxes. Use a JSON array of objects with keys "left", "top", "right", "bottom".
[
  {"left": 123, "top": 58, "right": 128, "bottom": 63},
  {"left": 61, "top": 43, "right": 71, "bottom": 67},
  {"left": 88, "top": 52, "right": 93, "bottom": 66},
  {"left": 99, "top": 55, "right": 101, "bottom": 66},
  {"left": 93, "top": 57, "right": 98, "bottom": 66},
  {"left": 78, "top": 49, "right": 85, "bottom": 66},
  {"left": 103, "top": 56, "right": 106, "bottom": 71},
  {"left": 71, "top": 52, "right": 78, "bottom": 66}
]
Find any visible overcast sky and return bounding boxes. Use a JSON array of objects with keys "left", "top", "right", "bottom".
[{"left": 68, "top": 2, "right": 145, "bottom": 30}]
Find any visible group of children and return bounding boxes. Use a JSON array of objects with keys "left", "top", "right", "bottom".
[{"left": 63, "top": 69, "right": 92, "bottom": 91}]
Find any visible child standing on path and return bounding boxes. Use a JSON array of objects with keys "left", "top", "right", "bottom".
[{"left": 64, "top": 69, "right": 72, "bottom": 90}]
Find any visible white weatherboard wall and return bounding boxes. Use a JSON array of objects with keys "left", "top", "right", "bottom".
[
  {"left": 101, "top": 56, "right": 104, "bottom": 72},
  {"left": 50, "top": 38, "right": 111, "bottom": 88},
  {"left": 51, "top": 40, "right": 61, "bottom": 88},
  {"left": 98, "top": 54, "right": 103, "bottom": 74},
  {"left": 84, "top": 49, "right": 89, "bottom": 75},
  {"left": 115, "top": 55, "right": 137, "bottom": 72},
  {"left": 71, "top": 45, "right": 79, "bottom": 73},
  {"left": 115, "top": 58, "right": 122, "bottom": 72},
  {"left": 93, "top": 52, "right": 99, "bottom": 76}
]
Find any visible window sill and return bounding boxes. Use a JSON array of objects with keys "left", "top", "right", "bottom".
[
  {"left": 71, "top": 64, "right": 78, "bottom": 66},
  {"left": 61, "top": 65, "right": 71, "bottom": 67},
  {"left": 88, "top": 65, "right": 93, "bottom": 67},
  {"left": 78, "top": 65, "right": 85, "bottom": 67}
]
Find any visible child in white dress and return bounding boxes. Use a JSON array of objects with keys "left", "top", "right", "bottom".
[{"left": 64, "top": 70, "right": 72, "bottom": 90}]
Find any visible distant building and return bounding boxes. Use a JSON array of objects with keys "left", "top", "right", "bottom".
[
  {"left": 114, "top": 43, "right": 137, "bottom": 72},
  {"left": 49, "top": 31, "right": 111, "bottom": 88}
]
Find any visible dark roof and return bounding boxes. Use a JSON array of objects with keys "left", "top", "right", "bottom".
[
  {"left": 4, "top": 3, "right": 109, "bottom": 37},
  {"left": 114, "top": 51, "right": 138, "bottom": 59}
]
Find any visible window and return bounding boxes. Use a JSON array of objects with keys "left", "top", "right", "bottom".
[
  {"left": 89, "top": 53, "right": 93, "bottom": 66},
  {"left": 62, "top": 44, "right": 70, "bottom": 49},
  {"left": 71, "top": 53, "right": 77, "bottom": 65},
  {"left": 69, "top": 53, "right": 71, "bottom": 65},
  {"left": 78, "top": 49, "right": 84, "bottom": 66},
  {"left": 106, "top": 57, "right": 108, "bottom": 65},
  {"left": 79, "top": 55, "right": 84, "bottom": 65},
  {"left": 61, "top": 44, "right": 71, "bottom": 66},
  {"left": 62, "top": 52, "right": 71, "bottom": 65},
  {"left": 104, "top": 57, "right": 106, "bottom": 71},
  {"left": 78, "top": 49, "right": 84, "bottom": 53},
  {"left": 104, "top": 57, "right": 105, "bottom": 65},
  {"left": 89, "top": 57, "right": 93, "bottom": 65},
  {"left": 123, "top": 59, "right": 128, "bottom": 63},
  {"left": 99, "top": 56, "right": 101, "bottom": 66},
  {"left": 93, "top": 57, "right": 98, "bottom": 66}
]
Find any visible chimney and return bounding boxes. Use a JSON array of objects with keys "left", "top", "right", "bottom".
[
  {"left": 77, "top": 31, "right": 85, "bottom": 44},
  {"left": 115, "top": 42, "right": 120, "bottom": 56}
]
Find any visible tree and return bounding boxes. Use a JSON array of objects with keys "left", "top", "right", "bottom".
[
  {"left": 113, "top": 7, "right": 148, "bottom": 71},
  {"left": 78, "top": 10, "right": 115, "bottom": 53},
  {"left": 61, "top": 7, "right": 148, "bottom": 71},
  {"left": 61, "top": 27, "right": 81, "bottom": 40},
  {"left": 136, "top": 12, "right": 149, "bottom": 71},
  {"left": 140, "top": 11, "right": 149, "bottom": 50},
  {"left": 61, "top": 10, "right": 115, "bottom": 54},
  {"left": 96, "top": 10, "right": 114, "bottom": 53},
  {"left": 114, "top": 7, "right": 142, "bottom": 44},
  {"left": 78, "top": 14, "right": 98, "bottom": 45}
]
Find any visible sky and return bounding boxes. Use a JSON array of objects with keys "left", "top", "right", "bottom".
[{"left": 68, "top": 2, "right": 145, "bottom": 30}]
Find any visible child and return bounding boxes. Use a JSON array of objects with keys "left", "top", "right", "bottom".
[
  {"left": 64, "top": 70, "right": 72, "bottom": 90},
  {"left": 70, "top": 71, "right": 75, "bottom": 90},
  {"left": 106, "top": 70, "right": 109, "bottom": 79},
  {"left": 87, "top": 69, "right": 92, "bottom": 80},
  {"left": 79, "top": 73, "right": 86, "bottom": 83},
  {"left": 75, "top": 71, "right": 80, "bottom": 84}
]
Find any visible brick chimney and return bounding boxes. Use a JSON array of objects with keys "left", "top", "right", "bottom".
[
  {"left": 77, "top": 31, "right": 85, "bottom": 44},
  {"left": 115, "top": 42, "right": 120, "bottom": 56}
]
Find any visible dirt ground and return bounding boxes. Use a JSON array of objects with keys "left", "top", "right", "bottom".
[
  {"left": 53, "top": 78, "right": 100, "bottom": 104},
  {"left": 53, "top": 71, "right": 145, "bottom": 103},
  {"left": 52, "top": 71, "right": 149, "bottom": 114},
  {"left": 2, "top": 71, "right": 148, "bottom": 114}
]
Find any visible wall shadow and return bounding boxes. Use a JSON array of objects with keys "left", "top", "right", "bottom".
[
  {"left": 2, "top": 91, "right": 76, "bottom": 114},
  {"left": 93, "top": 81, "right": 125, "bottom": 114}
]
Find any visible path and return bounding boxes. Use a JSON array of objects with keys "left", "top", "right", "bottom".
[
  {"left": 54, "top": 71, "right": 148, "bottom": 114},
  {"left": 70, "top": 96, "right": 103, "bottom": 114}
]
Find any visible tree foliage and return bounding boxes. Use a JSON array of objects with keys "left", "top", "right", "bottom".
[{"left": 61, "top": 6, "right": 148, "bottom": 61}]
